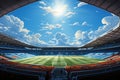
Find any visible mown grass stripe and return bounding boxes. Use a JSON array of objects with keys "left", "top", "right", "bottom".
[
  {"left": 19, "top": 57, "right": 43, "bottom": 63},
  {"left": 12, "top": 56, "right": 40, "bottom": 62},
  {"left": 75, "top": 58, "right": 93, "bottom": 64},
  {"left": 15, "top": 56, "right": 41, "bottom": 63},
  {"left": 73, "top": 57, "right": 102, "bottom": 64},
  {"left": 36, "top": 56, "right": 51, "bottom": 65},
  {"left": 64, "top": 57, "right": 76, "bottom": 66},
  {"left": 69, "top": 57, "right": 87, "bottom": 65},
  {"left": 43, "top": 57, "right": 55, "bottom": 66},
  {"left": 37, "top": 56, "right": 54, "bottom": 65},
  {"left": 70, "top": 57, "right": 88, "bottom": 64},
  {"left": 28, "top": 57, "right": 47, "bottom": 65},
  {"left": 11, "top": 56, "right": 104, "bottom": 66},
  {"left": 52, "top": 55, "right": 59, "bottom": 66}
]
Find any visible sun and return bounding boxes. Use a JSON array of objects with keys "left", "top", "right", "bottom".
[{"left": 52, "top": 5, "right": 67, "bottom": 17}]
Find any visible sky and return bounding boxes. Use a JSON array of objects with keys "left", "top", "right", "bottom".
[{"left": 0, "top": 0, "right": 119, "bottom": 47}]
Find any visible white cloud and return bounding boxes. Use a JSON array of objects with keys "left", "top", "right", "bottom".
[
  {"left": 70, "top": 30, "right": 90, "bottom": 46},
  {"left": 49, "top": 31, "right": 87, "bottom": 47},
  {"left": 70, "top": 40, "right": 82, "bottom": 46},
  {"left": 74, "top": 2, "right": 87, "bottom": 9},
  {"left": 39, "top": 4, "right": 67, "bottom": 17},
  {"left": 88, "top": 15, "right": 120, "bottom": 40},
  {"left": 46, "top": 31, "right": 52, "bottom": 35},
  {"left": 25, "top": 33, "right": 47, "bottom": 46},
  {"left": 39, "top": 3, "right": 75, "bottom": 18},
  {"left": 39, "top": 1, "right": 46, "bottom": 6},
  {"left": 54, "top": 32, "right": 69, "bottom": 45},
  {"left": 69, "top": 30, "right": 87, "bottom": 46},
  {"left": 72, "top": 22, "right": 80, "bottom": 26},
  {"left": 0, "top": 14, "right": 119, "bottom": 47},
  {"left": 49, "top": 32, "right": 70, "bottom": 46},
  {"left": 82, "top": 21, "right": 90, "bottom": 26},
  {"left": 75, "top": 30, "right": 86, "bottom": 40},
  {"left": 0, "top": 15, "right": 47, "bottom": 46},
  {"left": 39, "top": 6, "right": 52, "bottom": 13},
  {"left": 48, "top": 40, "right": 56, "bottom": 44},
  {"left": 0, "top": 15, "right": 29, "bottom": 35},
  {"left": 43, "top": 23, "right": 62, "bottom": 30},
  {"left": 72, "top": 21, "right": 91, "bottom": 27},
  {"left": 56, "top": 24, "right": 62, "bottom": 28},
  {"left": 78, "top": 2, "right": 87, "bottom": 7},
  {"left": 45, "top": 24, "right": 55, "bottom": 30},
  {"left": 65, "top": 11, "right": 75, "bottom": 18},
  {"left": 111, "top": 13, "right": 116, "bottom": 16}
]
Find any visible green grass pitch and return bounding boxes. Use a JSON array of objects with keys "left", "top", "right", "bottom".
[{"left": 11, "top": 55, "right": 103, "bottom": 68}]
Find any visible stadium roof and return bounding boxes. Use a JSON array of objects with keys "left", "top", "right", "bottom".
[
  {"left": 0, "top": 33, "right": 36, "bottom": 48},
  {"left": 0, "top": 0, "right": 120, "bottom": 48},
  {"left": 79, "top": 0, "right": 120, "bottom": 48},
  {"left": 82, "top": 24, "right": 120, "bottom": 48},
  {"left": 0, "top": 0, "right": 38, "bottom": 17},
  {"left": 81, "top": 0, "right": 120, "bottom": 17}
]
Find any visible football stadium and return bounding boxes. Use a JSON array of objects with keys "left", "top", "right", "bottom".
[{"left": 0, "top": 0, "right": 120, "bottom": 80}]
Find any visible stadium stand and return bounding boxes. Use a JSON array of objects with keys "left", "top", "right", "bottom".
[
  {"left": 65, "top": 53, "right": 120, "bottom": 80},
  {"left": 82, "top": 22, "right": 120, "bottom": 49},
  {"left": 0, "top": 54, "right": 120, "bottom": 80},
  {"left": 66, "top": 54, "right": 120, "bottom": 71},
  {"left": 0, "top": 33, "right": 43, "bottom": 54},
  {"left": 0, "top": 59, "right": 54, "bottom": 72},
  {"left": 0, "top": 33, "right": 36, "bottom": 48},
  {"left": 0, "top": 58, "right": 54, "bottom": 80},
  {"left": 0, "top": 0, "right": 38, "bottom": 17},
  {"left": 81, "top": 0, "right": 120, "bottom": 17},
  {"left": 0, "top": 56, "right": 9, "bottom": 60}
]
